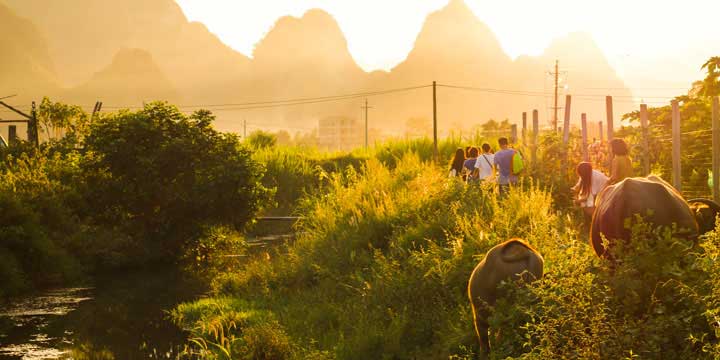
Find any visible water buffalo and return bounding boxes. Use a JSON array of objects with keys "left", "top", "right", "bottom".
[
  {"left": 590, "top": 176, "right": 699, "bottom": 258},
  {"left": 688, "top": 198, "right": 720, "bottom": 234},
  {"left": 468, "top": 238, "right": 544, "bottom": 357}
]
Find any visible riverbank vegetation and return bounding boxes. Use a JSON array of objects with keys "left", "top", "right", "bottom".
[{"left": 0, "top": 102, "right": 269, "bottom": 299}]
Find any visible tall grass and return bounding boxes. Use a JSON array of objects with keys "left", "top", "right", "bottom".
[
  {"left": 176, "top": 138, "right": 720, "bottom": 359},
  {"left": 175, "top": 152, "right": 565, "bottom": 359}
]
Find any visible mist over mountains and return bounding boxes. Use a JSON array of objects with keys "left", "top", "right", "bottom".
[{"left": 2, "top": 0, "right": 633, "bottom": 135}]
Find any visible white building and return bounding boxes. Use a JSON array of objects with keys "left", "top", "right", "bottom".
[{"left": 318, "top": 116, "right": 363, "bottom": 151}]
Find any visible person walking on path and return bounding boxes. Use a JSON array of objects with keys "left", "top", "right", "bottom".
[
  {"left": 608, "top": 138, "right": 633, "bottom": 185},
  {"left": 464, "top": 147, "right": 479, "bottom": 182},
  {"left": 449, "top": 148, "right": 466, "bottom": 178},
  {"left": 493, "top": 137, "right": 518, "bottom": 196},
  {"left": 473, "top": 143, "right": 495, "bottom": 183}
]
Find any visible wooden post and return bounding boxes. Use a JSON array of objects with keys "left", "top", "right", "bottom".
[
  {"left": 640, "top": 104, "right": 650, "bottom": 176},
  {"left": 606, "top": 96, "right": 614, "bottom": 142},
  {"left": 713, "top": 96, "right": 719, "bottom": 203},
  {"left": 563, "top": 95, "right": 572, "bottom": 144},
  {"left": 432, "top": 81, "right": 438, "bottom": 163},
  {"left": 8, "top": 125, "right": 16, "bottom": 145},
  {"left": 532, "top": 110, "right": 539, "bottom": 164},
  {"left": 581, "top": 113, "right": 588, "bottom": 161},
  {"left": 30, "top": 101, "right": 39, "bottom": 147},
  {"left": 510, "top": 124, "right": 518, "bottom": 144},
  {"left": 522, "top": 112, "right": 527, "bottom": 145},
  {"left": 599, "top": 121, "right": 604, "bottom": 143},
  {"left": 672, "top": 100, "right": 681, "bottom": 192}
]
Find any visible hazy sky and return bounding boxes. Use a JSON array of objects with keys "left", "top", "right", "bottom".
[{"left": 175, "top": 0, "right": 720, "bottom": 93}]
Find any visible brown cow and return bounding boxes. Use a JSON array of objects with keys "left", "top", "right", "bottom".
[
  {"left": 590, "top": 176, "right": 698, "bottom": 258},
  {"left": 688, "top": 198, "right": 720, "bottom": 235},
  {"left": 468, "top": 239, "right": 544, "bottom": 357}
]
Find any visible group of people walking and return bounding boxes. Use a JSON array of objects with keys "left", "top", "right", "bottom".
[
  {"left": 449, "top": 136, "right": 634, "bottom": 212},
  {"left": 449, "top": 137, "right": 520, "bottom": 196}
]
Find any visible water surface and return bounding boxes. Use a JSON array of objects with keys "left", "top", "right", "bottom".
[{"left": 0, "top": 269, "right": 205, "bottom": 360}]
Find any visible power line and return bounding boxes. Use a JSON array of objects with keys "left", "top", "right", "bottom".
[{"left": 100, "top": 84, "right": 432, "bottom": 110}]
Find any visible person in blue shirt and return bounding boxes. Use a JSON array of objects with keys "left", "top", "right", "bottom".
[
  {"left": 463, "top": 147, "right": 479, "bottom": 182},
  {"left": 493, "top": 137, "right": 517, "bottom": 196}
]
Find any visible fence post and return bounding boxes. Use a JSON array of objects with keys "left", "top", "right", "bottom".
[
  {"left": 522, "top": 112, "right": 527, "bottom": 145},
  {"left": 606, "top": 96, "right": 614, "bottom": 142},
  {"left": 640, "top": 103, "right": 650, "bottom": 176},
  {"left": 8, "top": 125, "right": 17, "bottom": 145},
  {"left": 581, "top": 113, "right": 588, "bottom": 161},
  {"left": 563, "top": 95, "right": 572, "bottom": 144},
  {"left": 510, "top": 124, "right": 518, "bottom": 144},
  {"left": 713, "top": 96, "right": 719, "bottom": 203},
  {"left": 532, "top": 109, "right": 539, "bottom": 165},
  {"left": 432, "top": 81, "right": 438, "bottom": 163},
  {"left": 671, "top": 100, "right": 681, "bottom": 192}
]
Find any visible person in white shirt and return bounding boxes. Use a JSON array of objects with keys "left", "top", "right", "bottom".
[
  {"left": 473, "top": 143, "right": 495, "bottom": 182},
  {"left": 572, "top": 162, "right": 609, "bottom": 218}
]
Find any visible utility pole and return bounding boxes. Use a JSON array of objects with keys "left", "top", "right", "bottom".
[
  {"left": 553, "top": 60, "right": 559, "bottom": 132},
  {"left": 432, "top": 81, "right": 438, "bottom": 163},
  {"left": 361, "top": 99, "right": 373, "bottom": 149},
  {"left": 31, "top": 101, "right": 38, "bottom": 147},
  {"left": 243, "top": 119, "right": 247, "bottom": 139}
]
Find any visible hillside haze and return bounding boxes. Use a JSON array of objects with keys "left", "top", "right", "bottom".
[{"left": 2, "top": 0, "right": 633, "bottom": 134}]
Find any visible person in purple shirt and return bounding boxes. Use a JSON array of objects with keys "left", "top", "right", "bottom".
[
  {"left": 463, "top": 147, "right": 479, "bottom": 182},
  {"left": 493, "top": 137, "right": 517, "bottom": 196}
]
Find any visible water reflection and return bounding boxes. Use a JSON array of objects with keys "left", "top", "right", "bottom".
[{"left": 0, "top": 269, "right": 205, "bottom": 360}]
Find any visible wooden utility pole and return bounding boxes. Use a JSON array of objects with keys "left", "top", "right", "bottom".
[
  {"left": 361, "top": 99, "right": 373, "bottom": 150},
  {"left": 532, "top": 109, "right": 539, "bottom": 164},
  {"left": 563, "top": 95, "right": 572, "bottom": 144},
  {"left": 640, "top": 104, "right": 650, "bottom": 175},
  {"left": 432, "top": 81, "right": 438, "bottom": 163},
  {"left": 581, "top": 113, "right": 588, "bottom": 161},
  {"left": 606, "top": 96, "right": 614, "bottom": 142},
  {"left": 671, "top": 100, "right": 681, "bottom": 191},
  {"left": 599, "top": 121, "right": 604, "bottom": 143},
  {"left": 30, "top": 101, "right": 38, "bottom": 147},
  {"left": 712, "top": 96, "right": 719, "bottom": 203},
  {"left": 510, "top": 124, "right": 518, "bottom": 144},
  {"left": 243, "top": 119, "right": 247, "bottom": 139},
  {"left": 553, "top": 60, "right": 559, "bottom": 132}
]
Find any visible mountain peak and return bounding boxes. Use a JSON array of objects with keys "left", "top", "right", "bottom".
[
  {"left": 395, "top": 0, "right": 510, "bottom": 74},
  {"left": 252, "top": 8, "right": 358, "bottom": 71}
]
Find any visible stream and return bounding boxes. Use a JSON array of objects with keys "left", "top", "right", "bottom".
[{"left": 0, "top": 268, "right": 206, "bottom": 360}]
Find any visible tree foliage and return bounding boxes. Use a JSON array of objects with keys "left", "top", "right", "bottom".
[{"left": 81, "top": 103, "right": 269, "bottom": 260}]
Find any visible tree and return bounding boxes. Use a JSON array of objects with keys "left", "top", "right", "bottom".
[
  {"left": 81, "top": 102, "right": 269, "bottom": 261},
  {"left": 405, "top": 117, "right": 431, "bottom": 138},
  {"left": 37, "top": 97, "right": 87, "bottom": 140},
  {"left": 247, "top": 130, "right": 277, "bottom": 149},
  {"left": 274, "top": 130, "right": 292, "bottom": 146},
  {"left": 700, "top": 56, "right": 720, "bottom": 97}
]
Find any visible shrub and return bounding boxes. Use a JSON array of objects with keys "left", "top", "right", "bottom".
[{"left": 81, "top": 104, "right": 270, "bottom": 262}]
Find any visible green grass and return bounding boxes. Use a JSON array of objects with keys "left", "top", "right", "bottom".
[{"left": 175, "top": 137, "right": 720, "bottom": 359}]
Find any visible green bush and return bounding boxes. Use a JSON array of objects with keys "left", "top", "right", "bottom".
[{"left": 81, "top": 104, "right": 270, "bottom": 262}]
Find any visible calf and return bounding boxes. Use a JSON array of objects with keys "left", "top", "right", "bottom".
[{"left": 468, "top": 238, "right": 544, "bottom": 357}]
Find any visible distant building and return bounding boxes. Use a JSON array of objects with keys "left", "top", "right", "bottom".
[{"left": 318, "top": 116, "right": 363, "bottom": 151}]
